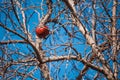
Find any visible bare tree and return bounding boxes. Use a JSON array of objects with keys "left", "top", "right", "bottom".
[{"left": 0, "top": 0, "right": 119, "bottom": 80}]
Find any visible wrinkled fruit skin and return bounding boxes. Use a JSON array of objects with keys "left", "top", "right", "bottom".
[{"left": 36, "top": 26, "right": 49, "bottom": 38}]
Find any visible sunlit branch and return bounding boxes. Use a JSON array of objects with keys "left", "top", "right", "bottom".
[
  {"left": 43, "top": 55, "right": 106, "bottom": 76},
  {"left": 63, "top": 0, "right": 97, "bottom": 47},
  {"left": 80, "top": 2, "right": 97, "bottom": 77},
  {"left": 15, "top": 0, "right": 27, "bottom": 32},
  {"left": 112, "top": 0, "right": 118, "bottom": 79},
  {"left": 92, "top": 0, "right": 97, "bottom": 44},
  {"left": 10, "top": 0, "right": 22, "bottom": 27},
  {"left": 39, "top": 0, "right": 52, "bottom": 25},
  {"left": 10, "top": 0, "right": 33, "bottom": 42},
  {"left": 35, "top": 0, "right": 53, "bottom": 80},
  {"left": 43, "top": 55, "right": 80, "bottom": 63},
  {"left": 0, "top": 40, "right": 27, "bottom": 45},
  {"left": 63, "top": 1, "right": 114, "bottom": 80},
  {"left": 62, "top": 0, "right": 76, "bottom": 13}
]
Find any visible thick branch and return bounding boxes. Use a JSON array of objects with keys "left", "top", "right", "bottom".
[
  {"left": 112, "top": 0, "right": 118, "bottom": 79},
  {"left": 92, "top": 0, "right": 97, "bottom": 44},
  {"left": 39, "top": 0, "right": 52, "bottom": 25},
  {"left": 0, "top": 40, "right": 27, "bottom": 45},
  {"left": 35, "top": 0, "right": 53, "bottom": 80},
  {"left": 63, "top": 1, "right": 114, "bottom": 80},
  {"left": 42, "top": 55, "right": 106, "bottom": 76}
]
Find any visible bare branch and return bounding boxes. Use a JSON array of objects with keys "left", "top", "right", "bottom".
[
  {"left": 43, "top": 55, "right": 108, "bottom": 77},
  {"left": 35, "top": 0, "right": 53, "bottom": 80},
  {"left": 39, "top": 0, "right": 52, "bottom": 25},
  {"left": 92, "top": 0, "right": 97, "bottom": 44},
  {"left": 0, "top": 22, "right": 42, "bottom": 67},
  {"left": 0, "top": 40, "right": 27, "bottom": 45},
  {"left": 10, "top": 0, "right": 22, "bottom": 27},
  {"left": 63, "top": 1, "right": 115, "bottom": 80},
  {"left": 112, "top": 0, "right": 118, "bottom": 79},
  {"left": 0, "top": 0, "right": 119, "bottom": 80}
]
